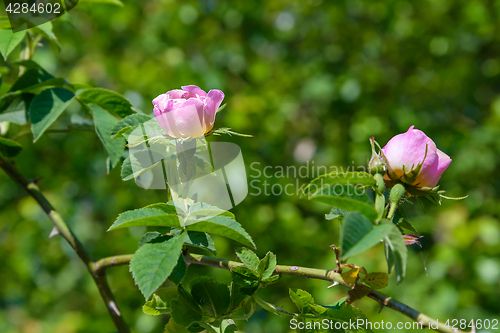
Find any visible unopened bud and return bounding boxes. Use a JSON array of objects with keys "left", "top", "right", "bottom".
[
  {"left": 368, "top": 136, "right": 387, "bottom": 175},
  {"left": 389, "top": 183, "right": 406, "bottom": 203},
  {"left": 374, "top": 173, "right": 385, "bottom": 194},
  {"left": 369, "top": 153, "right": 386, "bottom": 175}
]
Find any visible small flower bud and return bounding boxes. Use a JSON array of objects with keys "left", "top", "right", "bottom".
[
  {"left": 369, "top": 154, "right": 386, "bottom": 175},
  {"left": 403, "top": 234, "right": 423, "bottom": 247},
  {"left": 368, "top": 136, "right": 387, "bottom": 175},
  {"left": 390, "top": 183, "right": 406, "bottom": 204},
  {"left": 373, "top": 173, "right": 385, "bottom": 194}
]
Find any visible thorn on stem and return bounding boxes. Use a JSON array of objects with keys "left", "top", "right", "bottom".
[
  {"left": 49, "top": 226, "right": 60, "bottom": 238},
  {"left": 108, "top": 300, "right": 121, "bottom": 316},
  {"left": 327, "top": 281, "right": 339, "bottom": 288}
]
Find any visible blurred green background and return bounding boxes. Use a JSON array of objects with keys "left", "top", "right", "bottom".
[{"left": 1, "top": 0, "right": 500, "bottom": 332}]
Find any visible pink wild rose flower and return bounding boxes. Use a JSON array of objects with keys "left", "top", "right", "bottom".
[
  {"left": 382, "top": 126, "right": 452, "bottom": 188},
  {"left": 153, "top": 85, "right": 224, "bottom": 138}
]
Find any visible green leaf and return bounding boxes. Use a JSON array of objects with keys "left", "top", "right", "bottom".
[
  {"left": 0, "top": 68, "right": 55, "bottom": 113},
  {"left": 189, "top": 324, "right": 209, "bottom": 333},
  {"left": 142, "top": 295, "right": 169, "bottom": 315},
  {"left": 310, "top": 185, "right": 378, "bottom": 221},
  {"left": 169, "top": 254, "right": 187, "bottom": 285},
  {"left": 163, "top": 319, "right": 191, "bottom": 333},
  {"left": 289, "top": 288, "right": 315, "bottom": 313},
  {"left": 340, "top": 212, "right": 372, "bottom": 258},
  {"left": 120, "top": 154, "right": 134, "bottom": 181},
  {"left": 220, "top": 319, "right": 238, "bottom": 333},
  {"left": 235, "top": 248, "right": 260, "bottom": 272},
  {"left": 108, "top": 204, "right": 181, "bottom": 231},
  {"left": 171, "top": 285, "right": 204, "bottom": 326},
  {"left": 190, "top": 277, "right": 231, "bottom": 318},
  {"left": 317, "top": 299, "right": 373, "bottom": 332},
  {"left": 186, "top": 202, "right": 236, "bottom": 220},
  {"left": 185, "top": 216, "right": 255, "bottom": 249},
  {"left": 326, "top": 297, "right": 348, "bottom": 308},
  {"left": 195, "top": 323, "right": 218, "bottom": 333},
  {"left": 304, "top": 171, "right": 376, "bottom": 196},
  {"left": 79, "top": 0, "right": 124, "bottom": 6},
  {"left": 0, "top": 95, "right": 29, "bottom": 125},
  {"left": 185, "top": 231, "right": 216, "bottom": 255},
  {"left": 78, "top": 88, "right": 135, "bottom": 118},
  {"left": 397, "top": 217, "right": 418, "bottom": 233},
  {"left": 0, "top": 29, "right": 26, "bottom": 59},
  {"left": 261, "top": 275, "right": 280, "bottom": 284},
  {"left": 230, "top": 266, "right": 260, "bottom": 295},
  {"left": 0, "top": 136, "right": 22, "bottom": 157},
  {"left": 142, "top": 287, "right": 178, "bottom": 316},
  {"left": 229, "top": 282, "right": 247, "bottom": 311},
  {"left": 138, "top": 231, "right": 163, "bottom": 248},
  {"left": 383, "top": 221, "right": 407, "bottom": 284},
  {"left": 209, "top": 127, "right": 253, "bottom": 137},
  {"left": 288, "top": 289, "right": 326, "bottom": 316},
  {"left": 0, "top": 76, "right": 67, "bottom": 97},
  {"left": 258, "top": 251, "right": 277, "bottom": 280},
  {"left": 0, "top": 93, "right": 22, "bottom": 114},
  {"left": 165, "top": 200, "right": 188, "bottom": 215},
  {"left": 124, "top": 119, "right": 167, "bottom": 147},
  {"left": 129, "top": 232, "right": 187, "bottom": 300},
  {"left": 111, "top": 113, "right": 152, "bottom": 138},
  {"left": 343, "top": 224, "right": 395, "bottom": 260},
  {"left": 121, "top": 150, "right": 163, "bottom": 181},
  {"left": 29, "top": 88, "right": 74, "bottom": 142},
  {"left": 120, "top": 151, "right": 163, "bottom": 181},
  {"left": 10, "top": 68, "right": 54, "bottom": 92},
  {"left": 341, "top": 213, "right": 394, "bottom": 260},
  {"left": 325, "top": 207, "right": 349, "bottom": 221},
  {"left": 88, "top": 103, "right": 125, "bottom": 172},
  {"left": 21, "top": 78, "right": 68, "bottom": 95},
  {"left": 171, "top": 229, "right": 217, "bottom": 255}
]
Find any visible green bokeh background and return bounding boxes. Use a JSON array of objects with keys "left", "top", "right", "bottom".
[{"left": 1, "top": 0, "right": 500, "bottom": 332}]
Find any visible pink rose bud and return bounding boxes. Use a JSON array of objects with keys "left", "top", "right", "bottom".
[
  {"left": 382, "top": 126, "right": 452, "bottom": 188},
  {"left": 403, "top": 234, "right": 423, "bottom": 247},
  {"left": 153, "top": 85, "right": 224, "bottom": 138}
]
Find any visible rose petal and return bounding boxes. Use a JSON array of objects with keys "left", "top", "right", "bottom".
[
  {"left": 167, "top": 89, "right": 187, "bottom": 99},
  {"left": 416, "top": 149, "right": 452, "bottom": 188},
  {"left": 436, "top": 149, "right": 452, "bottom": 175},
  {"left": 168, "top": 98, "right": 205, "bottom": 138},
  {"left": 152, "top": 93, "right": 169, "bottom": 110},
  {"left": 154, "top": 100, "right": 181, "bottom": 138},
  {"left": 181, "top": 85, "right": 207, "bottom": 99},
  {"left": 203, "top": 89, "right": 224, "bottom": 131}
]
